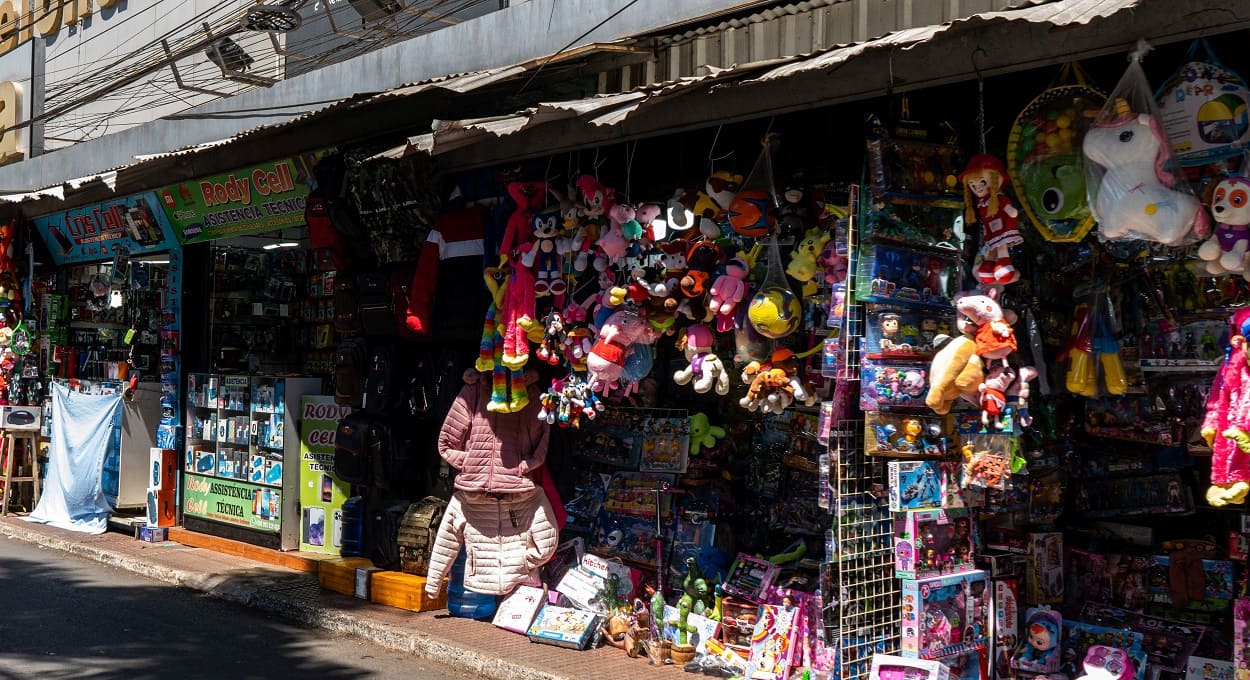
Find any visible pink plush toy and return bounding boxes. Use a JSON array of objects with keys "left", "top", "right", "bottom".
[
  {"left": 1202, "top": 307, "right": 1250, "bottom": 507},
  {"left": 587, "top": 309, "right": 652, "bottom": 393},
  {"left": 709, "top": 257, "right": 750, "bottom": 332},
  {"left": 595, "top": 204, "right": 631, "bottom": 271}
]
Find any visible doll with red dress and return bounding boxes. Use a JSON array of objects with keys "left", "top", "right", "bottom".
[{"left": 961, "top": 155, "right": 1023, "bottom": 285}]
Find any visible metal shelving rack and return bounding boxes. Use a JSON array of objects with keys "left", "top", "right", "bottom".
[{"left": 823, "top": 184, "right": 900, "bottom": 680}]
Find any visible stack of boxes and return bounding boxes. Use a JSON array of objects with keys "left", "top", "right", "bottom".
[{"left": 144, "top": 448, "right": 177, "bottom": 540}]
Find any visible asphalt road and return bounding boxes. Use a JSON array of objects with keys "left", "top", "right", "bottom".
[{"left": 0, "top": 535, "right": 477, "bottom": 680}]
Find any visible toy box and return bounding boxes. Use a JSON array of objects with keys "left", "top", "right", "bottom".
[
  {"left": 860, "top": 358, "right": 931, "bottom": 411},
  {"left": 1186, "top": 656, "right": 1234, "bottom": 680},
  {"left": 526, "top": 605, "right": 600, "bottom": 649},
  {"left": 1234, "top": 598, "right": 1249, "bottom": 678},
  {"left": 1078, "top": 602, "right": 1204, "bottom": 673},
  {"left": 854, "top": 243, "right": 959, "bottom": 310},
  {"left": 894, "top": 508, "right": 976, "bottom": 579},
  {"left": 943, "top": 646, "right": 987, "bottom": 680},
  {"left": 899, "top": 570, "right": 990, "bottom": 660},
  {"left": 723, "top": 553, "right": 781, "bottom": 603},
  {"left": 869, "top": 654, "right": 951, "bottom": 680},
  {"left": 743, "top": 603, "right": 798, "bottom": 680},
  {"left": 867, "top": 412, "right": 949, "bottom": 457},
  {"left": 992, "top": 579, "right": 1019, "bottom": 679},
  {"left": 1060, "top": 620, "right": 1146, "bottom": 680},
  {"left": 1011, "top": 607, "right": 1062, "bottom": 674},
  {"left": 493, "top": 585, "right": 545, "bottom": 634},
  {"left": 1025, "top": 532, "right": 1063, "bottom": 605},
  {"left": 889, "top": 461, "right": 946, "bottom": 512},
  {"left": 864, "top": 307, "right": 953, "bottom": 359},
  {"left": 1147, "top": 555, "right": 1234, "bottom": 611}
]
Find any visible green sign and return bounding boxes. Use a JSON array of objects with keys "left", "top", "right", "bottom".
[
  {"left": 183, "top": 472, "right": 281, "bottom": 533},
  {"left": 298, "top": 396, "right": 353, "bottom": 554},
  {"left": 158, "top": 155, "right": 318, "bottom": 243}
]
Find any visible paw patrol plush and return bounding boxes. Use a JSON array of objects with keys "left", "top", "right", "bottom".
[{"left": 1197, "top": 176, "right": 1250, "bottom": 276}]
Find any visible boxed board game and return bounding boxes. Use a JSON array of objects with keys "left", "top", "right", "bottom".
[{"left": 526, "top": 605, "right": 600, "bottom": 649}]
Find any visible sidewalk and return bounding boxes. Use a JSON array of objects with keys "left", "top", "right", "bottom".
[{"left": 0, "top": 516, "right": 687, "bottom": 680}]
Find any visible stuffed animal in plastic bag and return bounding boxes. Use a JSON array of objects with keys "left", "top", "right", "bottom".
[
  {"left": 1082, "top": 105, "right": 1207, "bottom": 246},
  {"left": 673, "top": 325, "right": 730, "bottom": 395},
  {"left": 1197, "top": 176, "right": 1250, "bottom": 276},
  {"left": 1201, "top": 307, "right": 1250, "bottom": 507}
]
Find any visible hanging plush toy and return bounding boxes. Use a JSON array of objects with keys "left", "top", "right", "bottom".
[
  {"left": 739, "top": 348, "right": 815, "bottom": 414},
  {"left": 709, "top": 257, "right": 750, "bottom": 333},
  {"left": 520, "top": 207, "right": 567, "bottom": 298},
  {"left": 1082, "top": 102, "right": 1208, "bottom": 246},
  {"left": 1201, "top": 307, "right": 1250, "bottom": 507},
  {"left": 587, "top": 308, "right": 653, "bottom": 394},
  {"left": 672, "top": 325, "right": 731, "bottom": 395},
  {"left": 476, "top": 267, "right": 528, "bottom": 413},
  {"left": 595, "top": 205, "right": 629, "bottom": 271},
  {"left": 692, "top": 171, "right": 741, "bottom": 238},
  {"left": 786, "top": 227, "right": 831, "bottom": 295},
  {"left": 535, "top": 310, "right": 567, "bottom": 365},
  {"left": 573, "top": 175, "right": 613, "bottom": 271},
  {"left": 688, "top": 412, "right": 726, "bottom": 456},
  {"left": 1197, "top": 176, "right": 1250, "bottom": 277},
  {"left": 961, "top": 155, "right": 1023, "bottom": 285},
  {"left": 501, "top": 181, "right": 548, "bottom": 259},
  {"left": 656, "top": 240, "right": 689, "bottom": 298}
]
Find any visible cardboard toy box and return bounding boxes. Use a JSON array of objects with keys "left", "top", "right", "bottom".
[
  {"left": 1186, "top": 655, "right": 1234, "bottom": 679},
  {"left": 894, "top": 508, "right": 977, "bottom": 580},
  {"left": 889, "top": 460, "right": 946, "bottom": 512},
  {"left": 870, "top": 654, "right": 951, "bottom": 680},
  {"left": 493, "top": 585, "right": 546, "bottom": 634},
  {"left": 526, "top": 604, "right": 599, "bottom": 649},
  {"left": 1147, "top": 555, "right": 1234, "bottom": 610},
  {"left": 1025, "top": 532, "right": 1063, "bottom": 605},
  {"left": 1235, "top": 598, "right": 1249, "bottom": 680},
  {"left": 318, "top": 557, "right": 380, "bottom": 600},
  {"left": 899, "top": 570, "right": 989, "bottom": 660},
  {"left": 369, "top": 570, "right": 448, "bottom": 613}
]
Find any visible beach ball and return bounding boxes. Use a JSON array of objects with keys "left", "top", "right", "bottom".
[
  {"left": 748, "top": 286, "right": 801, "bottom": 339},
  {"left": 728, "top": 189, "right": 775, "bottom": 237}
]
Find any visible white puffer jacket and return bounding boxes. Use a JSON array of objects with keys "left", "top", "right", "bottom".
[{"left": 425, "top": 488, "right": 559, "bottom": 597}]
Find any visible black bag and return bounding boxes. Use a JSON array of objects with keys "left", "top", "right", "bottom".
[
  {"left": 367, "top": 417, "right": 409, "bottom": 490},
  {"left": 334, "top": 338, "right": 368, "bottom": 408},
  {"left": 333, "top": 413, "right": 371, "bottom": 485},
  {"left": 409, "top": 347, "right": 468, "bottom": 420},
  {"left": 369, "top": 498, "right": 411, "bottom": 570},
  {"left": 314, "top": 153, "right": 376, "bottom": 269},
  {"left": 333, "top": 277, "right": 360, "bottom": 333},
  {"left": 364, "top": 344, "right": 401, "bottom": 415},
  {"left": 357, "top": 272, "right": 397, "bottom": 337}
]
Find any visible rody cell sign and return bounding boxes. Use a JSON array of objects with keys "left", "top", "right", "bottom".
[{"left": 159, "top": 156, "right": 319, "bottom": 243}]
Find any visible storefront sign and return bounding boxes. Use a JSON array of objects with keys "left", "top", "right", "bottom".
[
  {"left": 30, "top": 191, "right": 179, "bottom": 265},
  {"left": 159, "top": 157, "right": 318, "bottom": 243},
  {"left": 183, "top": 472, "right": 281, "bottom": 533},
  {"left": 298, "top": 396, "right": 352, "bottom": 554}
]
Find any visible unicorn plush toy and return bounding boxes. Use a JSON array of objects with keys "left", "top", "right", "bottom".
[{"left": 1082, "top": 101, "right": 1208, "bottom": 246}]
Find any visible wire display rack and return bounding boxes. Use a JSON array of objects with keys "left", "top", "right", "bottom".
[{"left": 821, "top": 183, "right": 900, "bottom": 680}]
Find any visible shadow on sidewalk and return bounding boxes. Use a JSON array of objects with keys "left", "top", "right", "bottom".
[{"left": 0, "top": 550, "right": 380, "bottom": 679}]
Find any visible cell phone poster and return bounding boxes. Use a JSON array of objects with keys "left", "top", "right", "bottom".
[
  {"left": 31, "top": 192, "right": 180, "bottom": 265},
  {"left": 299, "top": 395, "right": 352, "bottom": 554}
]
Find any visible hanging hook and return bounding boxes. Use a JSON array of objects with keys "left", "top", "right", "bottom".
[{"left": 593, "top": 148, "right": 606, "bottom": 177}]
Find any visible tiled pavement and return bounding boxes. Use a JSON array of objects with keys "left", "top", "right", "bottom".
[{"left": 0, "top": 516, "right": 688, "bottom": 680}]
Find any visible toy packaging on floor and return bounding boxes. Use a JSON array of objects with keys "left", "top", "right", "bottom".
[{"left": 277, "top": 40, "right": 1250, "bottom": 680}]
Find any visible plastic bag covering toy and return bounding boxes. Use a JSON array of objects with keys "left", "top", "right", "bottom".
[
  {"left": 1154, "top": 39, "right": 1250, "bottom": 167},
  {"left": 1202, "top": 307, "right": 1250, "bottom": 507},
  {"left": 673, "top": 325, "right": 731, "bottom": 395},
  {"left": 688, "top": 413, "right": 726, "bottom": 456},
  {"left": 1197, "top": 176, "right": 1250, "bottom": 277},
  {"left": 961, "top": 155, "right": 1023, "bottom": 285},
  {"left": 1006, "top": 62, "right": 1104, "bottom": 243},
  {"left": 587, "top": 308, "right": 652, "bottom": 394},
  {"left": 709, "top": 257, "right": 750, "bottom": 333},
  {"left": 739, "top": 348, "right": 815, "bottom": 414},
  {"left": 1059, "top": 294, "right": 1127, "bottom": 398}
]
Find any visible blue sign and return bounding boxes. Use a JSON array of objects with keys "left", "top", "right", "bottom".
[{"left": 31, "top": 192, "right": 179, "bottom": 265}]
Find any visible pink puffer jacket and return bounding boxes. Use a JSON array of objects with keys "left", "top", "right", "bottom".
[{"left": 438, "top": 371, "right": 550, "bottom": 493}]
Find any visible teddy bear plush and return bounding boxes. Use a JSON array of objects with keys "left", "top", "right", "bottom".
[{"left": 925, "top": 311, "right": 984, "bottom": 415}]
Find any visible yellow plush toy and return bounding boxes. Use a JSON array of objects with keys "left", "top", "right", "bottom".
[
  {"left": 925, "top": 315, "right": 984, "bottom": 414},
  {"left": 786, "top": 227, "right": 832, "bottom": 296}
]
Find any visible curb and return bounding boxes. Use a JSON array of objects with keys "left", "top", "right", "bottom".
[{"left": 0, "top": 521, "right": 570, "bottom": 680}]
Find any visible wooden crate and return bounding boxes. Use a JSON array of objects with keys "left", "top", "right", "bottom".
[
  {"left": 318, "top": 557, "right": 378, "bottom": 599},
  {"left": 369, "top": 570, "right": 448, "bottom": 613}
]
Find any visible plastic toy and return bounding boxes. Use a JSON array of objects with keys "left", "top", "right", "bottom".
[
  {"left": 869, "top": 655, "right": 952, "bottom": 680},
  {"left": 688, "top": 413, "right": 725, "bottom": 456},
  {"left": 1155, "top": 39, "right": 1250, "bottom": 166},
  {"left": 893, "top": 508, "right": 977, "bottom": 579},
  {"left": 856, "top": 243, "right": 957, "bottom": 308},
  {"left": 1083, "top": 101, "right": 1207, "bottom": 245},
  {"left": 672, "top": 325, "right": 731, "bottom": 395},
  {"left": 888, "top": 460, "right": 945, "bottom": 512},
  {"left": 1197, "top": 176, "right": 1250, "bottom": 277},
  {"left": 961, "top": 154, "right": 1023, "bottom": 284},
  {"left": 1075, "top": 645, "right": 1135, "bottom": 680},
  {"left": 861, "top": 358, "right": 929, "bottom": 411},
  {"left": 867, "top": 308, "right": 949, "bottom": 358},
  {"left": 899, "top": 570, "right": 989, "bottom": 660},
  {"left": 1195, "top": 311, "right": 1250, "bottom": 507},
  {"left": 709, "top": 257, "right": 749, "bottom": 333},
  {"left": 866, "top": 412, "right": 948, "bottom": 457},
  {"left": 1061, "top": 298, "right": 1127, "bottom": 397},
  {"left": 1011, "top": 608, "right": 1062, "bottom": 673}
]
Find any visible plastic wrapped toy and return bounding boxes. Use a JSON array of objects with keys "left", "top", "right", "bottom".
[
  {"left": 1201, "top": 307, "right": 1250, "bottom": 507},
  {"left": 1083, "top": 43, "right": 1208, "bottom": 245},
  {"left": 1155, "top": 39, "right": 1250, "bottom": 167}
]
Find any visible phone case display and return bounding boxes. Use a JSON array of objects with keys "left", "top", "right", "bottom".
[
  {"left": 183, "top": 372, "right": 321, "bottom": 549},
  {"left": 298, "top": 395, "right": 353, "bottom": 554},
  {"left": 893, "top": 509, "right": 976, "bottom": 579},
  {"left": 854, "top": 244, "right": 958, "bottom": 310},
  {"left": 867, "top": 413, "right": 949, "bottom": 457},
  {"left": 860, "top": 359, "right": 930, "bottom": 411},
  {"left": 899, "top": 570, "right": 989, "bottom": 660}
]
